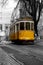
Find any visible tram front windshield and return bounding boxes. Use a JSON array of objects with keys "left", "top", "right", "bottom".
[
  {"left": 26, "top": 22, "right": 30, "bottom": 30},
  {"left": 20, "top": 22, "right": 24, "bottom": 30},
  {"left": 20, "top": 22, "right": 34, "bottom": 30}
]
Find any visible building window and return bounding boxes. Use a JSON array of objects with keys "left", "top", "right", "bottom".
[
  {"left": 0, "top": 24, "right": 2, "bottom": 31},
  {"left": 5, "top": 26, "right": 8, "bottom": 30}
]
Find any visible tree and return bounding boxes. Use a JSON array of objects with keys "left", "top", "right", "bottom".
[{"left": 23, "top": 0, "right": 43, "bottom": 36}]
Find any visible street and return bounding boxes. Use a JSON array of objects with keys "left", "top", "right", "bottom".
[
  {"left": 0, "top": 0, "right": 43, "bottom": 65},
  {"left": 0, "top": 40, "right": 43, "bottom": 65}
]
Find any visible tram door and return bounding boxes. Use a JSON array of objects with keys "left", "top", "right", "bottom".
[{"left": 16, "top": 23, "right": 19, "bottom": 39}]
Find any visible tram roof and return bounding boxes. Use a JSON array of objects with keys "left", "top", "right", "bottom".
[
  {"left": 15, "top": 17, "right": 33, "bottom": 21},
  {"left": 10, "top": 17, "right": 34, "bottom": 26}
]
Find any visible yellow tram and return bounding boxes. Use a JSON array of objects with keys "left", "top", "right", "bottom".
[{"left": 9, "top": 17, "right": 35, "bottom": 44}]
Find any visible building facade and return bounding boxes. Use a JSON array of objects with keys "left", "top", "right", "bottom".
[
  {"left": 0, "top": 24, "right": 10, "bottom": 41},
  {"left": 0, "top": 0, "right": 17, "bottom": 41}
]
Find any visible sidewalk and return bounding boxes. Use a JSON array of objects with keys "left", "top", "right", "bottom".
[
  {"left": 35, "top": 39, "right": 43, "bottom": 46},
  {"left": 0, "top": 48, "right": 21, "bottom": 65}
]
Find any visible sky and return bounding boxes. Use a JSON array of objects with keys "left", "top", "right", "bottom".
[{"left": 0, "top": 0, "right": 18, "bottom": 24}]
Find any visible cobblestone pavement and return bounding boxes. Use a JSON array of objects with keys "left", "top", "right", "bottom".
[
  {"left": 0, "top": 48, "right": 21, "bottom": 65},
  {"left": 1, "top": 45, "right": 43, "bottom": 65},
  {"left": 0, "top": 40, "right": 43, "bottom": 65}
]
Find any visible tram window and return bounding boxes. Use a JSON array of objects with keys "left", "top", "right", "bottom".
[
  {"left": 14, "top": 25, "right": 15, "bottom": 32},
  {"left": 10, "top": 27, "right": 12, "bottom": 32},
  {"left": 10, "top": 28, "right": 11, "bottom": 32},
  {"left": 11, "top": 26, "right": 13, "bottom": 32},
  {"left": 20, "top": 22, "right": 24, "bottom": 30},
  {"left": 16, "top": 24, "right": 19, "bottom": 31},
  {"left": 26, "top": 22, "right": 30, "bottom": 30},
  {"left": 31, "top": 23, "right": 34, "bottom": 30}
]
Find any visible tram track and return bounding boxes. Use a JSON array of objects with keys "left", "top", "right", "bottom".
[{"left": 8, "top": 53, "right": 24, "bottom": 65}]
